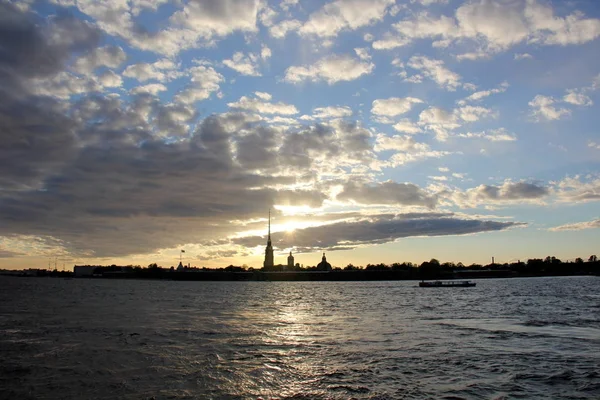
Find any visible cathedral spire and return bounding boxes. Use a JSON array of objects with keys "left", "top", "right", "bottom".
[{"left": 264, "top": 209, "right": 274, "bottom": 269}]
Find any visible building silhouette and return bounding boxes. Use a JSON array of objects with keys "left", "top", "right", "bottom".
[
  {"left": 263, "top": 210, "right": 274, "bottom": 269},
  {"left": 316, "top": 253, "right": 332, "bottom": 271},
  {"left": 262, "top": 211, "right": 331, "bottom": 271}
]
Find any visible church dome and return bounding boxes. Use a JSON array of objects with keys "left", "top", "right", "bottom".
[{"left": 316, "top": 253, "right": 332, "bottom": 271}]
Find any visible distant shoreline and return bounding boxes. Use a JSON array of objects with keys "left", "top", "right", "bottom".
[{"left": 2, "top": 268, "right": 598, "bottom": 281}]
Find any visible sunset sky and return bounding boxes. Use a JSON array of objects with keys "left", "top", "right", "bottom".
[{"left": 1, "top": 0, "right": 600, "bottom": 270}]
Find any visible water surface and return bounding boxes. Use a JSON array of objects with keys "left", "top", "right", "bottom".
[{"left": 1, "top": 276, "right": 599, "bottom": 399}]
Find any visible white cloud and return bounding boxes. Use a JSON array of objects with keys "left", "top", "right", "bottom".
[
  {"left": 514, "top": 53, "right": 533, "bottom": 60},
  {"left": 269, "top": 19, "right": 302, "bottom": 38},
  {"left": 393, "top": 119, "right": 422, "bottom": 134},
  {"left": 261, "top": 45, "right": 272, "bottom": 60},
  {"left": 374, "top": 134, "right": 429, "bottom": 152},
  {"left": 457, "top": 82, "right": 509, "bottom": 106},
  {"left": 62, "top": 0, "right": 262, "bottom": 56},
  {"left": 254, "top": 91, "right": 272, "bottom": 101},
  {"left": 529, "top": 95, "right": 571, "bottom": 121},
  {"left": 419, "top": 107, "right": 458, "bottom": 126},
  {"left": 407, "top": 56, "right": 463, "bottom": 90},
  {"left": 388, "top": 150, "right": 451, "bottom": 166},
  {"left": 455, "top": 106, "right": 497, "bottom": 122},
  {"left": 131, "top": 83, "right": 168, "bottom": 95},
  {"left": 123, "top": 59, "right": 179, "bottom": 82},
  {"left": 549, "top": 219, "right": 600, "bottom": 232},
  {"left": 97, "top": 70, "right": 122, "bottom": 88},
  {"left": 417, "top": 105, "right": 496, "bottom": 141},
  {"left": 457, "top": 128, "right": 517, "bottom": 142},
  {"left": 313, "top": 106, "right": 353, "bottom": 119},
  {"left": 30, "top": 71, "right": 100, "bottom": 99},
  {"left": 438, "top": 167, "right": 449, "bottom": 172},
  {"left": 372, "top": 34, "right": 411, "bottom": 50},
  {"left": 227, "top": 96, "right": 298, "bottom": 115},
  {"left": 563, "top": 91, "right": 593, "bottom": 107},
  {"left": 374, "top": 0, "right": 600, "bottom": 58},
  {"left": 300, "top": 0, "right": 395, "bottom": 38},
  {"left": 73, "top": 46, "right": 126, "bottom": 74},
  {"left": 589, "top": 141, "right": 600, "bottom": 150},
  {"left": 284, "top": 54, "right": 374, "bottom": 85},
  {"left": 280, "top": 0, "right": 299, "bottom": 11},
  {"left": 371, "top": 97, "right": 424, "bottom": 117},
  {"left": 554, "top": 175, "right": 600, "bottom": 203},
  {"left": 354, "top": 47, "right": 371, "bottom": 61},
  {"left": 168, "top": 0, "right": 260, "bottom": 40},
  {"left": 429, "top": 175, "right": 448, "bottom": 181},
  {"left": 259, "top": 6, "right": 278, "bottom": 27},
  {"left": 174, "top": 66, "right": 224, "bottom": 104},
  {"left": 223, "top": 51, "right": 262, "bottom": 76}
]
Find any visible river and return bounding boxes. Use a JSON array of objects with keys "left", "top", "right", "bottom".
[{"left": 1, "top": 276, "right": 599, "bottom": 399}]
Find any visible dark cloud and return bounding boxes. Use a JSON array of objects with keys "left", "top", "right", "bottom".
[
  {"left": 477, "top": 182, "right": 549, "bottom": 200},
  {"left": 0, "top": 4, "right": 101, "bottom": 82},
  {"left": 337, "top": 180, "right": 438, "bottom": 208},
  {"left": 0, "top": 249, "right": 22, "bottom": 258},
  {"left": 0, "top": 107, "right": 333, "bottom": 257},
  {"left": 0, "top": 4, "right": 521, "bottom": 261},
  {"left": 233, "top": 214, "right": 525, "bottom": 251}
]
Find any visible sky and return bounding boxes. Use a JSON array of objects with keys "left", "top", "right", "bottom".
[{"left": 1, "top": 0, "right": 600, "bottom": 271}]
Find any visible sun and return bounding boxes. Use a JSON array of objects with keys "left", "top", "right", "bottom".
[{"left": 278, "top": 221, "right": 298, "bottom": 233}]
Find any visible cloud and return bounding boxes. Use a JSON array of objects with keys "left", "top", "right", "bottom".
[
  {"left": 354, "top": 47, "right": 372, "bottom": 61},
  {"left": 97, "top": 70, "right": 123, "bottom": 88},
  {"left": 372, "top": 34, "right": 411, "bottom": 50},
  {"left": 407, "top": 56, "right": 464, "bottom": 90},
  {"left": 53, "top": 0, "right": 261, "bottom": 56},
  {"left": 122, "top": 59, "right": 180, "bottom": 82},
  {"left": 299, "top": 0, "right": 395, "bottom": 38},
  {"left": 254, "top": 92, "right": 272, "bottom": 101},
  {"left": 529, "top": 95, "right": 571, "bottom": 121},
  {"left": 223, "top": 51, "right": 262, "bottom": 76},
  {"left": 374, "top": 135, "right": 429, "bottom": 153},
  {"left": 374, "top": 0, "right": 600, "bottom": 58},
  {"left": 227, "top": 96, "right": 298, "bottom": 115},
  {"left": 457, "top": 82, "right": 509, "bottom": 106},
  {"left": 233, "top": 213, "right": 524, "bottom": 252},
  {"left": 313, "top": 106, "right": 353, "bottom": 119},
  {"left": 589, "top": 142, "right": 600, "bottom": 150},
  {"left": 0, "top": 3, "right": 101, "bottom": 85},
  {"left": 549, "top": 219, "right": 600, "bottom": 232},
  {"left": 514, "top": 53, "right": 533, "bottom": 60},
  {"left": 392, "top": 119, "right": 422, "bottom": 134},
  {"left": 131, "top": 83, "right": 168, "bottom": 95},
  {"left": 337, "top": 180, "right": 437, "bottom": 208},
  {"left": 174, "top": 66, "right": 224, "bottom": 104},
  {"left": 456, "top": 128, "right": 516, "bottom": 142},
  {"left": 261, "top": 45, "right": 272, "bottom": 60},
  {"left": 284, "top": 54, "right": 374, "bottom": 84},
  {"left": 1, "top": 106, "right": 370, "bottom": 257},
  {"left": 554, "top": 176, "right": 600, "bottom": 203},
  {"left": 73, "top": 46, "right": 127, "bottom": 75},
  {"left": 269, "top": 19, "right": 302, "bottom": 38},
  {"left": 371, "top": 97, "right": 424, "bottom": 117},
  {"left": 451, "top": 181, "right": 550, "bottom": 208},
  {"left": 563, "top": 91, "right": 593, "bottom": 107}
]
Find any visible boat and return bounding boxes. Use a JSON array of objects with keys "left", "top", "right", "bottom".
[{"left": 419, "top": 280, "right": 476, "bottom": 287}]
